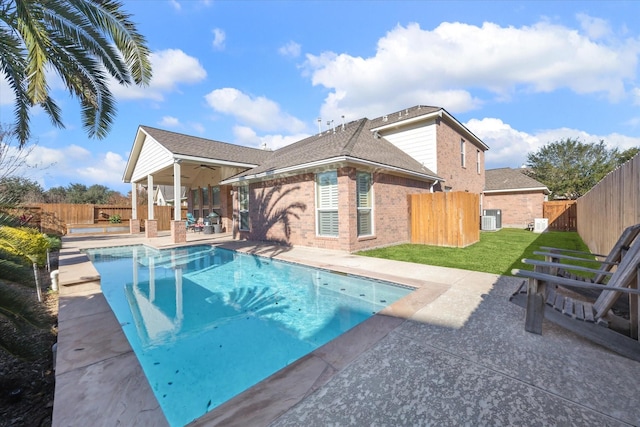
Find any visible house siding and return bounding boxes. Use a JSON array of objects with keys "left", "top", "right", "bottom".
[
  {"left": 379, "top": 120, "right": 438, "bottom": 173},
  {"left": 483, "top": 191, "right": 545, "bottom": 228},
  {"left": 235, "top": 168, "right": 431, "bottom": 252},
  {"left": 131, "top": 135, "right": 174, "bottom": 182},
  {"left": 435, "top": 119, "right": 485, "bottom": 194}
]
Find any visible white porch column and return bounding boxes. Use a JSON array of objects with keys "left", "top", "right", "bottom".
[
  {"left": 171, "top": 160, "right": 187, "bottom": 244},
  {"left": 129, "top": 182, "right": 141, "bottom": 234},
  {"left": 147, "top": 174, "right": 154, "bottom": 219},
  {"left": 131, "top": 182, "right": 138, "bottom": 219},
  {"left": 173, "top": 160, "right": 182, "bottom": 220}
]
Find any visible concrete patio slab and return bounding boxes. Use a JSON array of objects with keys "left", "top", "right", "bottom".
[{"left": 52, "top": 232, "right": 640, "bottom": 427}]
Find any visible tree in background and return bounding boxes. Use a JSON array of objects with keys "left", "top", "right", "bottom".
[
  {"left": 107, "top": 192, "right": 130, "bottom": 205},
  {"left": 44, "top": 186, "right": 67, "bottom": 203},
  {"left": 0, "top": 176, "right": 44, "bottom": 204},
  {"left": 41, "top": 182, "right": 121, "bottom": 204},
  {"left": 526, "top": 138, "right": 639, "bottom": 199},
  {"left": 0, "top": 0, "right": 152, "bottom": 146}
]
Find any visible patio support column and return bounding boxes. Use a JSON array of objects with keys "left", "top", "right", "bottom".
[
  {"left": 147, "top": 174, "right": 154, "bottom": 219},
  {"left": 171, "top": 160, "right": 186, "bottom": 244},
  {"left": 130, "top": 182, "right": 141, "bottom": 234},
  {"left": 145, "top": 174, "right": 157, "bottom": 238}
]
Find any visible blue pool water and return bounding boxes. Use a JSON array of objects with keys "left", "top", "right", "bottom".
[{"left": 85, "top": 245, "right": 412, "bottom": 426}]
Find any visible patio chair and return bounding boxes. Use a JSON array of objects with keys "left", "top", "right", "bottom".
[
  {"left": 511, "top": 240, "right": 640, "bottom": 361},
  {"left": 186, "top": 213, "right": 196, "bottom": 232},
  {"left": 193, "top": 217, "right": 204, "bottom": 233},
  {"left": 535, "top": 223, "right": 640, "bottom": 284}
]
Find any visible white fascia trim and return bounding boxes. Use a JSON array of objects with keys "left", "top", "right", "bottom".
[
  {"left": 220, "top": 156, "right": 441, "bottom": 185},
  {"left": 370, "top": 111, "right": 441, "bottom": 133},
  {"left": 484, "top": 187, "right": 550, "bottom": 194},
  {"left": 440, "top": 110, "right": 489, "bottom": 151},
  {"left": 173, "top": 154, "right": 259, "bottom": 169},
  {"left": 370, "top": 109, "right": 489, "bottom": 151}
]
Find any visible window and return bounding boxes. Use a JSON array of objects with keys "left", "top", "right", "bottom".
[
  {"left": 191, "top": 188, "right": 200, "bottom": 206},
  {"left": 202, "top": 186, "right": 210, "bottom": 205},
  {"left": 356, "top": 172, "right": 372, "bottom": 236},
  {"left": 476, "top": 149, "right": 481, "bottom": 174},
  {"left": 238, "top": 185, "right": 249, "bottom": 231},
  {"left": 461, "top": 139, "right": 466, "bottom": 167},
  {"left": 212, "top": 186, "right": 220, "bottom": 208},
  {"left": 316, "top": 171, "right": 338, "bottom": 236}
]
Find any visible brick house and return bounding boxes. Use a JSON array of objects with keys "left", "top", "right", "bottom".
[
  {"left": 483, "top": 168, "right": 550, "bottom": 229},
  {"left": 123, "top": 105, "right": 488, "bottom": 250}
]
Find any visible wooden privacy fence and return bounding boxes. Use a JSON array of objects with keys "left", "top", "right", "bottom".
[
  {"left": 543, "top": 201, "right": 577, "bottom": 231},
  {"left": 409, "top": 192, "right": 480, "bottom": 248},
  {"left": 577, "top": 154, "right": 640, "bottom": 255},
  {"left": 19, "top": 204, "right": 188, "bottom": 235}
]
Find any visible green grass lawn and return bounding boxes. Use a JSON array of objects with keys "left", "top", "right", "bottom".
[{"left": 357, "top": 228, "right": 593, "bottom": 276}]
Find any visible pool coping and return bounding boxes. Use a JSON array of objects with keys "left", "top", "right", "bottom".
[
  {"left": 52, "top": 234, "right": 458, "bottom": 427},
  {"left": 52, "top": 232, "right": 640, "bottom": 426}
]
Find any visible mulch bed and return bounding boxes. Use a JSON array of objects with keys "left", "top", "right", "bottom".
[{"left": 0, "top": 278, "right": 58, "bottom": 427}]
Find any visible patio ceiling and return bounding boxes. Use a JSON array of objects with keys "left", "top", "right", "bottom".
[{"left": 140, "top": 161, "right": 246, "bottom": 189}]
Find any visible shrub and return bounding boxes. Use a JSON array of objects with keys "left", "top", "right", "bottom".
[
  {"left": 0, "top": 226, "right": 50, "bottom": 267},
  {"left": 109, "top": 214, "right": 122, "bottom": 224}
]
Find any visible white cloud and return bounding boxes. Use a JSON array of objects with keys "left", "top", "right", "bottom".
[
  {"left": 278, "top": 41, "right": 301, "bottom": 58},
  {"left": 576, "top": 13, "right": 611, "bottom": 40},
  {"left": 467, "top": 117, "right": 640, "bottom": 170},
  {"left": 169, "top": 0, "right": 181, "bottom": 11},
  {"left": 232, "top": 125, "right": 310, "bottom": 150},
  {"left": 110, "top": 49, "right": 207, "bottom": 101},
  {"left": 205, "top": 87, "right": 307, "bottom": 133},
  {"left": 159, "top": 116, "right": 181, "bottom": 127},
  {"left": 11, "top": 144, "right": 129, "bottom": 191},
  {"left": 212, "top": 28, "right": 226, "bottom": 50},
  {"left": 304, "top": 20, "right": 640, "bottom": 121}
]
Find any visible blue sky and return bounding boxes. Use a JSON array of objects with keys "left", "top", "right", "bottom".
[{"left": 2, "top": 0, "right": 640, "bottom": 194}]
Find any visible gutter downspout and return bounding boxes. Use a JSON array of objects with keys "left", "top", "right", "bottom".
[{"left": 430, "top": 180, "right": 439, "bottom": 193}]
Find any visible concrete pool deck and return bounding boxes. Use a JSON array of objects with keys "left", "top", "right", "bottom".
[{"left": 52, "top": 232, "right": 640, "bottom": 426}]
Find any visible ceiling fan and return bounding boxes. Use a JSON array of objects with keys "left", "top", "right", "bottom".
[{"left": 195, "top": 164, "right": 216, "bottom": 171}]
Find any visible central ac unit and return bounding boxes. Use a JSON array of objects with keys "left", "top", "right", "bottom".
[
  {"left": 481, "top": 215, "right": 497, "bottom": 231},
  {"left": 533, "top": 218, "right": 548, "bottom": 233}
]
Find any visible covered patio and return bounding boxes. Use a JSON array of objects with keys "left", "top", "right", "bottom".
[{"left": 122, "top": 126, "right": 272, "bottom": 243}]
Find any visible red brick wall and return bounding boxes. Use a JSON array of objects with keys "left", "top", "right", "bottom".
[
  {"left": 436, "top": 119, "right": 485, "bottom": 194},
  {"left": 483, "top": 191, "right": 545, "bottom": 228},
  {"left": 234, "top": 167, "right": 431, "bottom": 252}
]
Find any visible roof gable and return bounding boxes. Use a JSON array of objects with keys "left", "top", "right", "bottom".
[
  {"left": 370, "top": 105, "right": 488, "bottom": 151},
  {"left": 140, "top": 126, "right": 272, "bottom": 165}
]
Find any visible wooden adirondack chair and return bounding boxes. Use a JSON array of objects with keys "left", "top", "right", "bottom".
[
  {"left": 511, "top": 239, "right": 640, "bottom": 361},
  {"left": 535, "top": 223, "right": 640, "bottom": 285}
]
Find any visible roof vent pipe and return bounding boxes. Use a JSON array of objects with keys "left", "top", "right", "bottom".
[
  {"left": 317, "top": 118, "right": 322, "bottom": 134},
  {"left": 341, "top": 115, "right": 345, "bottom": 131}
]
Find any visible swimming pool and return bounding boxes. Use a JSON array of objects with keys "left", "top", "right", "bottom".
[{"left": 85, "top": 245, "right": 412, "bottom": 426}]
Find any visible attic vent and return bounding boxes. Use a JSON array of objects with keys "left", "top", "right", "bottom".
[{"left": 382, "top": 115, "right": 388, "bottom": 122}]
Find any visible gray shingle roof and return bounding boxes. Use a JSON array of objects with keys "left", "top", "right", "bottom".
[
  {"left": 485, "top": 168, "right": 549, "bottom": 192},
  {"left": 140, "top": 126, "right": 272, "bottom": 165},
  {"left": 368, "top": 105, "right": 442, "bottom": 128},
  {"left": 230, "top": 118, "right": 441, "bottom": 180}
]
